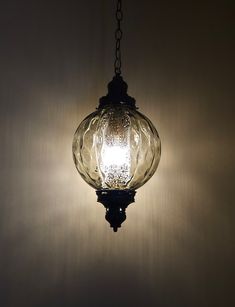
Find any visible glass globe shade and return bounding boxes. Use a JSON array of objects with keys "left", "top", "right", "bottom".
[{"left": 72, "top": 104, "right": 161, "bottom": 190}]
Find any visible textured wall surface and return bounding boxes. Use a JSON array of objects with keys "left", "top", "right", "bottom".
[{"left": 0, "top": 1, "right": 234, "bottom": 306}]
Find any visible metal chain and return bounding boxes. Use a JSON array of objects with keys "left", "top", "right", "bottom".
[{"left": 114, "top": 0, "right": 123, "bottom": 75}]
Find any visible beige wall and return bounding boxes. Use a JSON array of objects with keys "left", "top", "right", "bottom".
[{"left": 0, "top": 1, "right": 234, "bottom": 306}]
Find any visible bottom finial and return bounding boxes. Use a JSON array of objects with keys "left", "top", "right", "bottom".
[{"left": 96, "top": 190, "right": 136, "bottom": 232}]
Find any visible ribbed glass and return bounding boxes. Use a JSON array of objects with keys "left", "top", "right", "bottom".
[{"left": 72, "top": 105, "right": 161, "bottom": 190}]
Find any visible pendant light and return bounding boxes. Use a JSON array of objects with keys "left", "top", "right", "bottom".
[{"left": 72, "top": 0, "right": 161, "bottom": 232}]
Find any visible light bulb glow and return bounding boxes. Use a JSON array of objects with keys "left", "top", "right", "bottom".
[
  {"left": 99, "top": 144, "right": 131, "bottom": 189},
  {"left": 100, "top": 145, "right": 130, "bottom": 167},
  {"left": 95, "top": 109, "right": 132, "bottom": 189}
]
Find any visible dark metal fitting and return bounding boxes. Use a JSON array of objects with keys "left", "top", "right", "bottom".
[
  {"left": 98, "top": 75, "right": 136, "bottom": 109},
  {"left": 96, "top": 189, "right": 136, "bottom": 232}
]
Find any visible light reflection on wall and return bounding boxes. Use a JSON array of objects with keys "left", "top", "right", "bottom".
[{"left": 1, "top": 77, "right": 233, "bottom": 306}]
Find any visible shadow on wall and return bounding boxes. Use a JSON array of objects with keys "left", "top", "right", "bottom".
[{"left": 1, "top": 263, "right": 157, "bottom": 307}]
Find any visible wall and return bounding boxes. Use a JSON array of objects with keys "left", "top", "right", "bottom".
[{"left": 0, "top": 0, "right": 234, "bottom": 306}]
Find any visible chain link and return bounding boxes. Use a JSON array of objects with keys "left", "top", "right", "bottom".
[{"left": 114, "top": 0, "right": 123, "bottom": 75}]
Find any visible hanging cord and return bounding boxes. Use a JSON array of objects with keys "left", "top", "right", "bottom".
[{"left": 114, "top": 0, "right": 123, "bottom": 75}]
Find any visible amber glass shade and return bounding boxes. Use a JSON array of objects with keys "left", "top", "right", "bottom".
[{"left": 72, "top": 105, "right": 161, "bottom": 190}]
